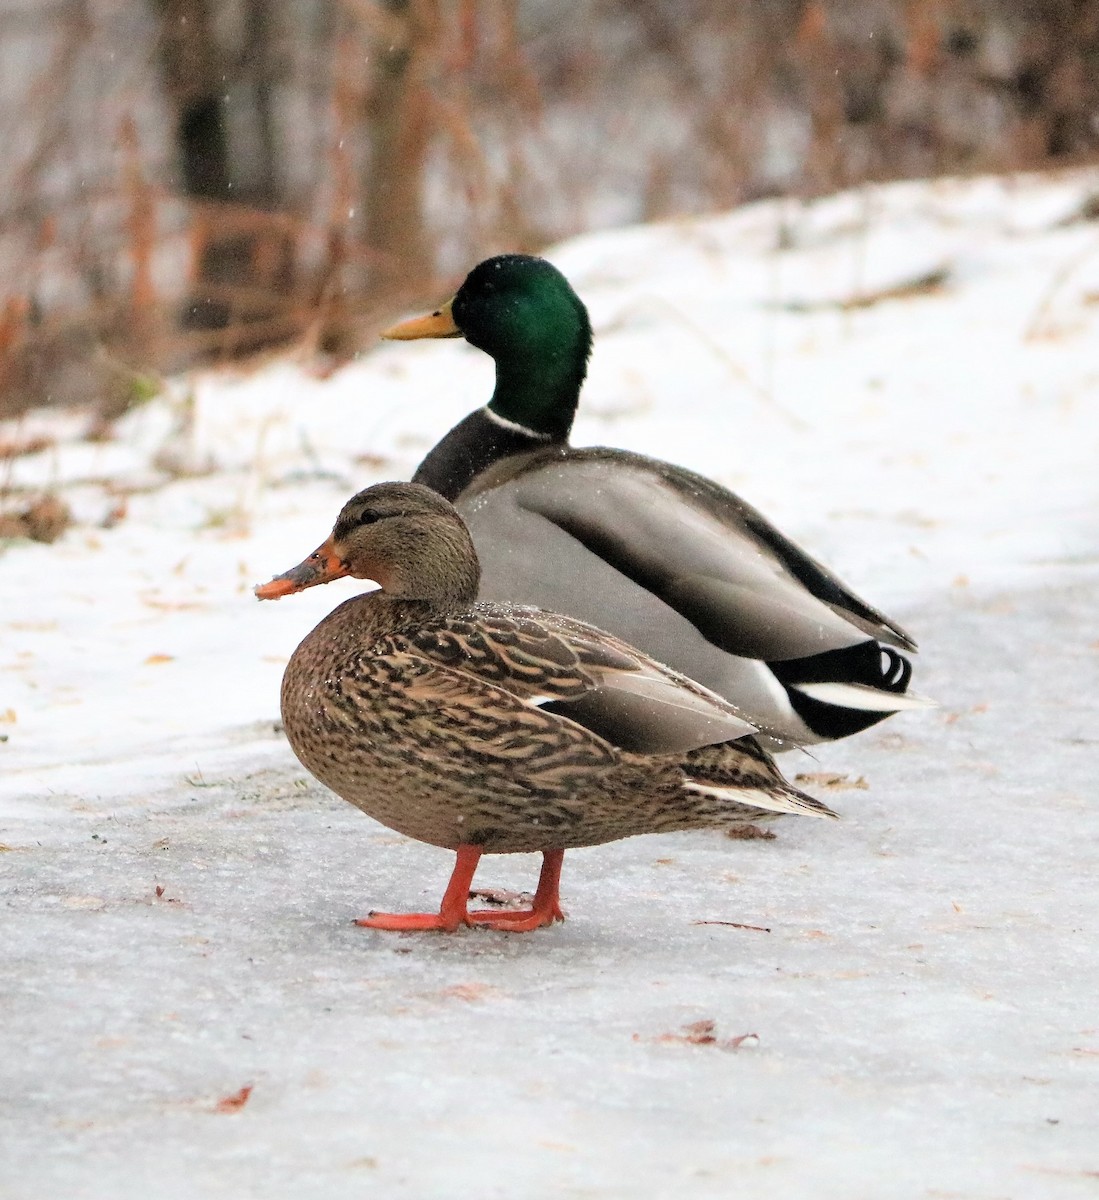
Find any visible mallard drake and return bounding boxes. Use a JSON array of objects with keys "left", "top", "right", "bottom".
[
  {"left": 383, "top": 254, "right": 929, "bottom": 748},
  {"left": 256, "top": 482, "right": 835, "bottom": 932}
]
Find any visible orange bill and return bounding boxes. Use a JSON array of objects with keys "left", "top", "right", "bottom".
[
  {"left": 255, "top": 538, "right": 348, "bottom": 600},
  {"left": 381, "top": 297, "right": 461, "bottom": 340}
]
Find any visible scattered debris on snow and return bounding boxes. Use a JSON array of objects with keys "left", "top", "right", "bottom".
[{"left": 3, "top": 169, "right": 1098, "bottom": 1199}]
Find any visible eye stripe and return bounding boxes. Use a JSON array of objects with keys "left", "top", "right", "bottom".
[{"left": 333, "top": 509, "right": 382, "bottom": 540}]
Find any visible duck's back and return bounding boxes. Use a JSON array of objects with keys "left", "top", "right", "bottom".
[{"left": 455, "top": 446, "right": 917, "bottom": 745}]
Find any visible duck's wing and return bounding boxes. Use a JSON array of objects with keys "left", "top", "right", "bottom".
[
  {"left": 461, "top": 447, "right": 916, "bottom": 660},
  {"left": 378, "top": 606, "right": 763, "bottom": 756}
]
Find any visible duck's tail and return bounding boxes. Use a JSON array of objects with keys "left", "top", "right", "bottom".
[
  {"left": 769, "top": 641, "right": 934, "bottom": 740},
  {"left": 681, "top": 738, "right": 838, "bottom": 822}
]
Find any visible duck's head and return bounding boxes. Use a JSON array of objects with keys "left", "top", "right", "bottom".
[
  {"left": 255, "top": 482, "right": 480, "bottom": 607},
  {"left": 382, "top": 254, "right": 592, "bottom": 440}
]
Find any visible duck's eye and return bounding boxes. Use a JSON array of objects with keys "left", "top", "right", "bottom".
[{"left": 334, "top": 508, "right": 384, "bottom": 540}]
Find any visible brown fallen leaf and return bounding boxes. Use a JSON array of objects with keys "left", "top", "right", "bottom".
[
  {"left": 468, "top": 887, "right": 533, "bottom": 910},
  {"left": 646, "top": 1020, "right": 760, "bottom": 1052},
  {"left": 437, "top": 982, "right": 496, "bottom": 1003},
  {"left": 215, "top": 1085, "right": 253, "bottom": 1113},
  {"left": 725, "top": 824, "right": 777, "bottom": 840},
  {"left": 144, "top": 653, "right": 175, "bottom": 665}
]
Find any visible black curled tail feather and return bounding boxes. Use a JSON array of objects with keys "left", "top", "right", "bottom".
[{"left": 768, "top": 640, "right": 915, "bottom": 740}]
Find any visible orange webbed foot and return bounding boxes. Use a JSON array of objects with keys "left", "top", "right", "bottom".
[
  {"left": 354, "top": 845, "right": 481, "bottom": 933},
  {"left": 467, "top": 899, "right": 565, "bottom": 931},
  {"left": 354, "top": 911, "right": 468, "bottom": 932},
  {"left": 466, "top": 849, "right": 566, "bottom": 932},
  {"left": 352, "top": 847, "right": 567, "bottom": 935}
]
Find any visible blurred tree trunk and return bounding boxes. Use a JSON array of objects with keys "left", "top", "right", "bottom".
[
  {"left": 155, "top": 0, "right": 231, "bottom": 201},
  {"left": 156, "top": 0, "right": 285, "bottom": 207},
  {"left": 363, "top": 0, "right": 440, "bottom": 287},
  {"left": 242, "top": 0, "right": 281, "bottom": 210},
  {"left": 1011, "top": 0, "right": 1099, "bottom": 159},
  {"left": 154, "top": 0, "right": 290, "bottom": 340}
]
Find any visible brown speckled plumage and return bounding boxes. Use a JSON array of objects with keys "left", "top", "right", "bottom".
[{"left": 258, "top": 482, "right": 835, "bottom": 931}]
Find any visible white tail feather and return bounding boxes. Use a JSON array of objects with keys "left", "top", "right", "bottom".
[
  {"left": 684, "top": 782, "right": 837, "bottom": 819},
  {"left": 790, "top": 681, "right": 937, "bottom": 712}
]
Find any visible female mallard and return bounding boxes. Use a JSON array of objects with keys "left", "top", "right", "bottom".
[
  {"left": 383, "top": 254, "right": 928, "bottom": 749},
  {"left": 257, "top": 482, "right": 835, "bottom": 932}
]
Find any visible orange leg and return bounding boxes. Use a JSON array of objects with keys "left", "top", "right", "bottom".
[
  {"left": 468, "top": 849, "right": 566, "bottom": 931},
  {"left": 356, "top": 844, "right": 482, "bottom": 932}
]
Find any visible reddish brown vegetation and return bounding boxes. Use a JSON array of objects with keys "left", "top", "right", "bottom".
[{"left": 1, "top": 0, "right": 1097, "bottom": 417}]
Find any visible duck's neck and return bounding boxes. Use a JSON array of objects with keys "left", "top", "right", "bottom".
[
  {"left": 337, "top": 550, "right": 478, "bottom": 630},
  {"left": 315, "top": 593, "right": 462, "bottom": 654},
  {"left": 488, "top": 345, "right": 582, "bottom": 442},
  {"left": 413, "top": 345, "right": 584, "bottom": 501},
  {"left": 412, "top": 407, "right": 559, "bottom": 501}
]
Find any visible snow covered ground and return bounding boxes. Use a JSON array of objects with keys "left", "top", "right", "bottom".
[{"left": 2, "top": 169, "right": 1098, "bottom": 1199}]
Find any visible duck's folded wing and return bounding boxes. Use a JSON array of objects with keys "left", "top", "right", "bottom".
[
  {"left": 466, "top": 450, "right": 916, "bottom": 660},
  {"left": 353, "top": 649, "right": 618, "bottom": 779},
  {"left": 382, "top": 609, "right": 762, "bottom": 756}
]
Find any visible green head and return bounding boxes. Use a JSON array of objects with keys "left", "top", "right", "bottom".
[{"left": 385, "top": 255, "right": 592, "bottom": 440}]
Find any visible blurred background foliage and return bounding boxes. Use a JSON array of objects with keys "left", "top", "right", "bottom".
[{"left": 1, "top": 0, "right": 1098, "bottom": 417}]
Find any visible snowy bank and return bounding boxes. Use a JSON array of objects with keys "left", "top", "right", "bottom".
[{"left": 2, "top": 169, "right": 1098, "bottom": 1198}]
